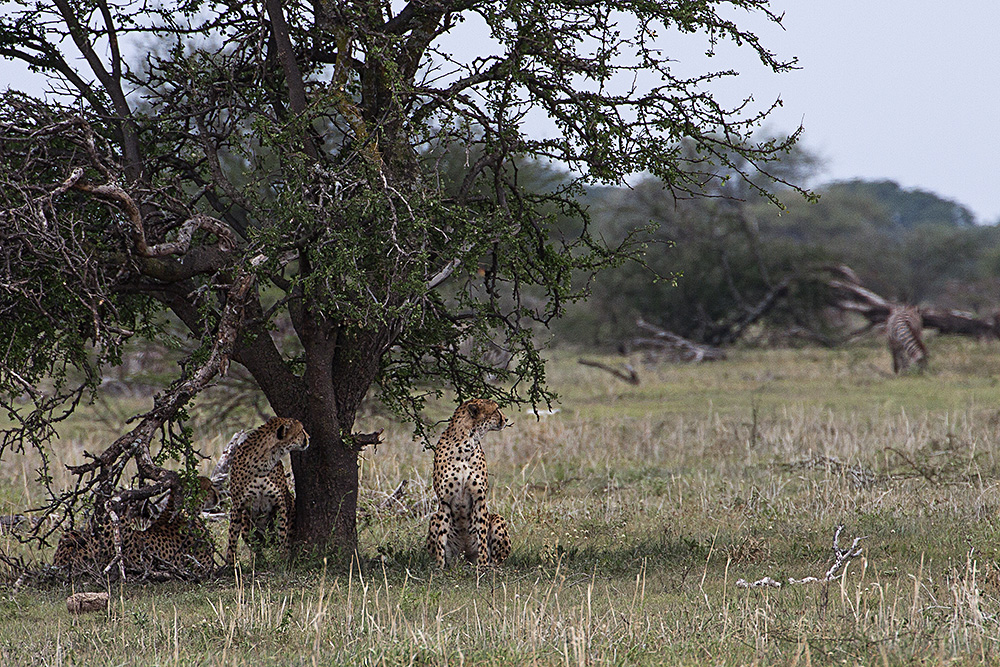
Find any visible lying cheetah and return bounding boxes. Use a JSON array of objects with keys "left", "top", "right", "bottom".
[
  {"left": 426, "top": 398, "right": 511, "bottom": 568},
  {"left": 134, "top": 475, "right": 223, "bottom": 530},
  {"left": 53, "top": 484, "right": 215, "bottom": 580},
  {"left": 224, "top": 417, "right": 309, "bottom": 567}
]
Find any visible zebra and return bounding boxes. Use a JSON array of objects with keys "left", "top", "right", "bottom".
[
  {"left": 457, "top": 336, "right": 514, "bottom": 383},
  {"left": 886, "top": 305, "right": 928, "bottom": 373}
]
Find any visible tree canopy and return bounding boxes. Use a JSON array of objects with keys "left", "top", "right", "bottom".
[
  {"left": 825, "top": 180, "right": 977, "bottom": 229},
  {"left": 0, "top": 0, "right": 806, "bottom": 558}
]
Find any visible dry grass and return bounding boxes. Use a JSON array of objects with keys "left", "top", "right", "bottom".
[{"left": 5, "top": 337, "right": 1000, "bottom": 664}]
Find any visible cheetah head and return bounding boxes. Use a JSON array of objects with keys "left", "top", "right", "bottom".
[
  {"left": 53, "top": 528, "right": 89, "bottom": 570},
  {"left": 237, "top": 417, "right": 310, "bottom": 477},
  {"left": 268, "top": 417, "right": 310, "bottom": 454},
  {"left": 196, "top": 475, "right": 223, "bottom": 512},
  {"left": 457, "top": 398, "right": 509, "bottom": 436}
]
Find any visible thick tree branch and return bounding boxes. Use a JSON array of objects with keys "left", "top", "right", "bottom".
[
  {"left": 427, "top": 258, "right": 461, "bottom": 290},
  {"left": 67, "top": 269, "right": 256, "bottom": 480},
  {"left": 264, "top": 0, "right": 319, "bottom": 160},
  {"left": 73, "top": 181, "right": 236, "bottom": 260},
  {"left": 51, "top": 0, "right": 145, "bottom": 183}
]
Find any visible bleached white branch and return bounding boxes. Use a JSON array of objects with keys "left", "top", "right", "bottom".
[
  {"left": 210, "top": 430, "right": 247, "bottom": 490},
  {"left": 73, "top": 181, "right": 236, "bottom": 258},
  {"left": 736, "top": 576, "right": 781, "bottom": 589},
  {"left": 142, "top": 213, "right": 237, "bottom": 257},
  {"left": 824, "top": 523, "right": 864, "bottom": 581},
  {"left": 737, "top": 525, "right": 865, "bottom": 591},
  {"left": 427, "top": 258, "right": 461, "bottom": 290}
]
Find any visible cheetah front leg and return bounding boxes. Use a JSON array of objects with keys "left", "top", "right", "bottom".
[
  {"left": 469, "top": 498, "right": 490, "bottom": 568},
  {"left": 467, "top": 469, "right": 492, "bottom": 567},
  {"left": 427, "top": 504, "right": 452, "bottom": 568},
  {"left": 225, "top": 506, "right": 247, "bottom": 567},
  {"left": 275, "top": 494, "right": 292, "bottom": 558}
]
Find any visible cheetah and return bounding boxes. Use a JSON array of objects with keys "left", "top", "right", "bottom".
[
  {"left": 426, "top": 398, "right": 511, "bottom": 568},
  {"left": 135, "top": 475, "right": 223, "bottom": 530},
  {"left": 224, "top": 417, "right": 309, "bottom": 567},
  {"left": 53, "top": 483, "right": 215, "bottom": 580}
]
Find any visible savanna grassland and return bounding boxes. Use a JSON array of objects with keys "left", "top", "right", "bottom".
[{"left": 5, "top": 337, "right": 1000, "bottom": 665}]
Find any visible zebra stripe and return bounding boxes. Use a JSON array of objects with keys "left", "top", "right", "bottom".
[{"left": 886, "top": 305, "right": 927, "bottom": 373}]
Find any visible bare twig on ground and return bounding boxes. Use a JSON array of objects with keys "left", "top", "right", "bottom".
[
  {"left": 737, "top": 524, "right": 864, "bottom": 590},
  {"left": 578, "top": 359, "right": 640, "bottom": 385}
]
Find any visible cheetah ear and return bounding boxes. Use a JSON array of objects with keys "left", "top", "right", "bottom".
[
  {"left": 467, "top": 402, "right": 480, "bottom": 419},
  {"left": 276, "top": 422, "right": 287, "bottom": 440}
]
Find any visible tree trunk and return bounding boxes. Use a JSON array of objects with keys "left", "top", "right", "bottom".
[
  {"left": 249, "top": 322, "right": 390, "bottom": 559},
  {"left": 292, "top": 415, "right": 358, "bottom": 558}
]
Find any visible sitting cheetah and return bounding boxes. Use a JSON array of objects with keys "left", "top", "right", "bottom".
[
  {"left": 426, "top": 398, "right": 512, "bottom": 568},
  {"left": 225, "top": 417, "right": 309, "bottom": 567},
  {"left": 53, "top": 483, "right": 215, "bottom": 580}
]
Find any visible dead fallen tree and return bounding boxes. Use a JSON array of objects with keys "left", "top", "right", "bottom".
[
  {"left": 622, "top": 319, "right": 727, "bottom": 363},
  {"left": 823, "top": 264, "right": 892, "bottom": 337},
  {"left": 711, "top": 276, "right": 792, "bottom": 346},
  {"left": 921, "top": 308, "right": 999, "bottom": 339},
  {"left": 821, "top": 265, "right": 999, "bottom": 340}
]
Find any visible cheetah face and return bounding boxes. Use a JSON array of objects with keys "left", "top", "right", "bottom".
[
  {"left": 197, "top": 476, "right": 222, "bottom": 512},
  {"left": 463, "top": 398, "right": 509, "bottom": 435},
  {"left": 273, "top": 418, "right": 310, "bottom": 453}
]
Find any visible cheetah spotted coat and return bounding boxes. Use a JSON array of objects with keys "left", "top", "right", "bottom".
[
  {"left": 225, "top": 417, "right": 309, "bottom": 567},
  {"left": 426, "top": 398, "right": 511, "bottom": 567},
  {"left": 52, "top": 483, "right": 215, "bottom": 580}
]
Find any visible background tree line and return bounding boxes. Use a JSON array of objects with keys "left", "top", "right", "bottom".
[{"left": 543, "top": 147, "right": 1000, "bottom": 349}]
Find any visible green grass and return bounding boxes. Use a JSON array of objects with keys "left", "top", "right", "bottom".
[{"left": 5, "top": 337, "right": 1000, "bottom": 664}]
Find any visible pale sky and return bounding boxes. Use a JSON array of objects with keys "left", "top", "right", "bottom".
[
  {"left": 3, "top": 1, "right": 998, "bottom": 222},
  {"left": 717, "top": 1, "right": 1000, "bottom": 223}
]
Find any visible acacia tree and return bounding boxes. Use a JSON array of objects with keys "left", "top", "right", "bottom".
[{"left": 0, "top": 0, "right": 804, "bottom": 557}]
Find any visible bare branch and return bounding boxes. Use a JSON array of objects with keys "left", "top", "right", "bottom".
[
  {"left": 577, "top": 358, "right": 639, "bottom": 385},
  {"left": 345, "top": 429, "right": 385, "bottom": 452},
  {"left": 72, "top": 181, "right": 236, "bottom": 259},
  {"left": 739, "top": 525, "right": 864, "bottom": 589},
  {"left": 427, "top": 258, "right": 461, "bottom": 290},
  {"left": 67, "top": 269, "right": 256, "bottom": 481}
]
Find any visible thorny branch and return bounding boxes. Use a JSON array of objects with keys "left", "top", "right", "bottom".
[
  {"left": 1, "top": 103, "right": 253, "bottom": 550},
  {"left": 67, "top": 269, "right": 256, "bottom": 481}
]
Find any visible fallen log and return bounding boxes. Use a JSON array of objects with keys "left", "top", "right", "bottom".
[
  {"left": 921, "top": 308, "right": 998, "bottom": 339},
  {"left": 820, "top": 266, "right": 999, "bottom": 340}
]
